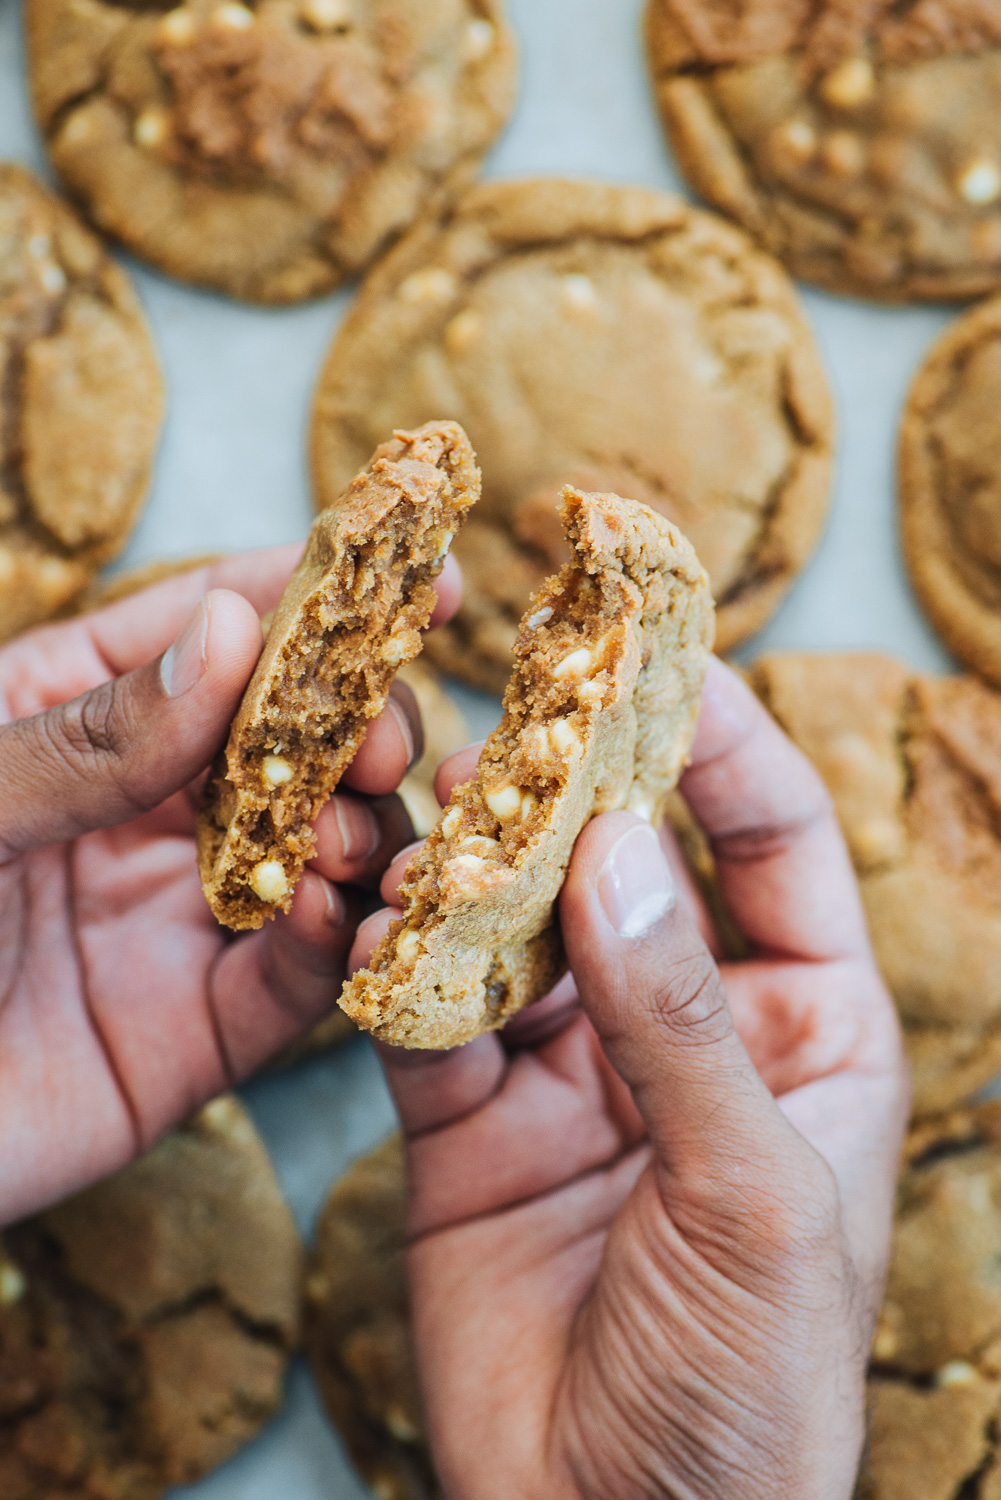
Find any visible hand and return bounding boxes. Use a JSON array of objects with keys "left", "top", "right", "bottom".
[
  {"left": 363, "top": 657, "right": 910, "bottom": 1500},
  {"left": 0, "top": 549, "right": 460, "bottom": 1223}
]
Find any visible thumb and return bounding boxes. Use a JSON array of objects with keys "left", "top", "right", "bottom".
[
  {"left": 560, "top": 811, "right": 807, "bottom": 1199},
  {"left": 0, "top": 589, "right": 263, "bottom": 858}
]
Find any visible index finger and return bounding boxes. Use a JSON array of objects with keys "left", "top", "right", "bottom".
[{"left": 679, "top": 656, "right": 870, "bottom": 963}]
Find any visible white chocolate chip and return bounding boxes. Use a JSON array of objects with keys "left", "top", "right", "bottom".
[
  {"left": 300, "top": 0, "right": 350, "bottom": 29},
  {"left": 396, "top": 927, "right": 421, "bottom": 963},
  {"left": 525, "top": 605, "right": 553, "bottom": 630},
  {"left": 485, "top": 784, "right": 524, "bottom": 820},
  {"left": 957, "top": 158, "right": 1001, "bottom": 206},
  {"left": 399, "top": 267, "right": 457, "bottom": 304},
  {"left": 134, "top": 107, "right": 170, "bottom": 150},
  {"left": 441, "top": 853, "right": 510, "bottom": 900},
  {"left": 821, "top": 130, "right": 865, "bottom": 179},
  {"left": 577, "top": 679, "right": 603, "bottom": 705},
  {"left": 935, "top": 1360, "right": 980, "bottom": 1389},
  {"left": 820, "top": 56, "right": 875, "bottom": 110},
  {"left": 462, "top": 17, "right": 494, "bottom": 60},
  {"left": 774, "top": 119, "right": 817, "bottom": 163},
  {"left": 61, "top": 110, "right": 93, "bottom": 146},
  {"left": 36, "top": 556, "right": 74, "bottom": 598},
  {"left": 430, "top": 528, "right": 454, "bottom": 562},
  {"left": 459, "top": 834, "right": 500, "bottom": 856},
  {"left": 157, "top": 7, "right": 197, "bottom": 43},
  {"left": 385, "top": 1405, "right": 420, "bottom": 1442},
  {"left": 211, "top": 2, "right": 254, "bottom": 28},
  {"left": 444, "top": 308, "right": 481, "bottom": 355},
  {"left": 0, "top": 1261, "right": 26, "bottom": 1306},
  {"left": 440, "top": 805, "right": 463, "bottom": 839},
  {"left": 553, "top": 646, "right": 593, "bottom": 680},
  {"left": 547, "top": 718, "right": 579, "bottom": 755},
  {"left": 382, "top": 625, "right": 414, "bottom": 665},
  {"left": 39, "top": 262, "right": 67, "bottom": 294},
  {"left": 197, "top": 1095, "right": 243, "bottom": 1134},
  {"left": 27, "top": 234, "right": 50, "bottom": 259},
  {"left": 561, "top": 273, "right": 597, "bottom": 314},
  {"left": 519, "top": 789, "right": 538, "bottom": 820},
  {"left": 261, "top": 753, "right": 293, "bottom": 788},
  {"left": 249, "top": 859, "right": 289, "bottom": 903}
]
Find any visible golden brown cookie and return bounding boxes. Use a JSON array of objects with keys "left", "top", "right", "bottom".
[
  {"left": 647, "top": 0, "right": 1001, "bottom": 301},
  {"left": 198, "top": 421, "right": 480, "bottom": 930},
  {"left": 27, "top": 0, "right": 516, "bottom": 304},
  {"left": 859, "top": 1103, "right": 1001, "bottom": 1499},
  {"left": 311, "top": 177, "right": 832, "bottom": 693},
  {"left": 342, "top": 486, "right": 713, "bottom": 1049},
  {"left": 0, "top": 1095, "right": 301, "bottom": 1499},
  {"left": 0, "top": 163, "right": 163, "bottom": 641},
  {"left": 751, "top": 651, "right": 1001, "bottom": 1117},
  {"left": 305, "top": 1136, "right": 438, "bottom": 1500},
  {"left": 900, "top": 296, "right": 1001, "bottom": 688}
]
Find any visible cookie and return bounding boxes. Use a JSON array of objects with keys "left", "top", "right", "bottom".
[
  {"left": 858, "top": 1103, "right": 1001, "bottom": 1500},
  {"left": 27, "top": 0, "right": 516, "bottom": 305},
  {"left": 0, "top": 1095, "right": 301, "bottom": 1499},
  {"left": 0, "top": 163, "right": 163, "bottom": 641},
  {"left": 751, "top": 651, "right": 1001, "bottom": 1117},
  {"left": 305, "top": 1135, "right": 438, "bottom": 1500},
  {"left": 396, "top": 658, "right": 469, "bottom": 839},
  {"left": 341, "top": 486, "right": 713, "bottom": 1049},
  {"left": 900, "top": 296, "right": 1001, "bottom": 688},
  {"left": 198, "top": 421, "right": 480, "bottom": 930},
  {"left": 311, "top": 177, "right": 832, "bottom": 694},
  {"left": 647, "top": 0, "right": 1001, "bottom": 301}
]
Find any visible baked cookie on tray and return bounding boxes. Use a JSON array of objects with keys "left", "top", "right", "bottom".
[
  {"left": 305, "top": 1135, "right": 439, "bottom": 1500},
  {"left": 27, "top": 0, "right": 517, "bottom": 304},
  {"left": 858, "top": 1103, "right": 1001, "bottom": 1499},
  {"left": 751, "top": 651, "right": 1001, "bottom": 1117},
  {"left": 0, "top": 164, "right": 162, "bottom": 641},
  {"left": 198, "top": 421, "right": 480, "bottom": 930},
  {"left": 0, "top": 1095, "right": 301, "bottom": 1499},
  {"left": 311, "top": 177, "right": 832, "bottom": 694},
  {"left": 647, "top": 0, "right": 1001, "bottom": 301},
  {"left": 341, "top": 485, "right": 713, "bottom": 1050},
  {"left": 900, "top": 296, "right": 1001, "bottom": 689}
]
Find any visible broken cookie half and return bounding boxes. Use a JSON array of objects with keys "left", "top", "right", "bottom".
[
  {"left": 198, "top": 421, "right": 479, "bottom": 930},
  {"left": 341, "top": 486, "right": 714, "bottom": 1049}
]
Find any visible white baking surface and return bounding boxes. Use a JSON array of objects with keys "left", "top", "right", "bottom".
[{"left": 0, "top": 0, "right": 961, "bottom": 1493}]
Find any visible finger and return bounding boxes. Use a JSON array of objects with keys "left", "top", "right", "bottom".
[
  {"left": 561, "top": 810, "right": 813, "bottom": 1200},
  {"left": 208, "top": 869, "right": 360, "bottom": 1078},
  {"left": 0, "top": 590, "right": 263, "bottom": 861},
  {"left": 309, "top": 793, "right": 414, "bottom": 889},
  {"left": 681, "top": 657, "right": 870, "bottom": 962},
  {"left": 84, "top": 545, "right": 303, "bottom": 677},
  {"left": 341, "top": 680, "right": 423, "bottom": 796},
  {"left": 347, "top": 906, "right": 400, "bottom": 977},
  {"left": 433, "top": 741, "right": 484, "bottom": 808},
  {"left": 659, "top": 819, "right": 722, "bottom": 959},
  {"left": 429, "top": 552, "right": 462, "bottom": 628},
  {"left": 379, "top": 839, "right": 424, "bottom": 905}
]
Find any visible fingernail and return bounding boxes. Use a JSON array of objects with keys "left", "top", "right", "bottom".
[
  {"left": 598, "top": 823, "right": 675, "bottom": 939},
  {"left": 386, "top": 696, "right": 416, "bottom": 770},
  {"left": 160, "top": 599, "right": 208, "bottom": 698},
  {"left": 332, "top": 796, "right": 380, "bottom": 864}
]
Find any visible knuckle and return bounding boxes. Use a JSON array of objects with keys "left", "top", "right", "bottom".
[
  {"left": 713, "top": 790, "right": 836, "bottom": 865},
  {"left": 644, "top": 951, "right": 730, "bottom": 1046}
]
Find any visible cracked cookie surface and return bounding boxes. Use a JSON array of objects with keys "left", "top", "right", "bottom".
[
  {"left": 647, "top": 0, "right": 1001, "bottom": 301},
  {"left": 305, "top": 1136, "right": 438, "bottom": 1500},
  {"left": 198, "top": 421, "right": 480, "bottom": 930},
  {"left": 311, "top": 177, "right": 831, "bottom": 693},
  {"left": 0, "top": 1095, "right": 301, "bottom": 1499},
  {"left": 341, "top": 486, "right": 713, "bottom": 1049},
  {"left": 27, "top": 0, "right": 516, "bottom": 303},
  {"left": 752, "top": 651, "right": 1001, "bottom": 1116},
  {"left": 0, "top": 164, "right": 162, "bottom": 640},
  {"left": 900, "top": 295, "right": 1001, "bottom": 688},
  {"left": 859, "top": 1103, "right": 1001, "bottom": 1499}
]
